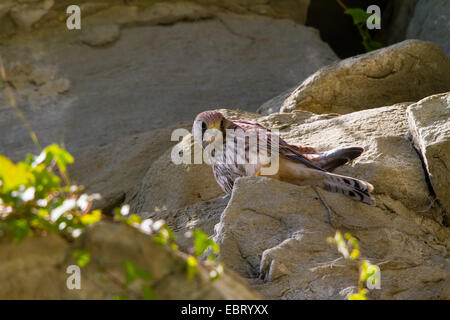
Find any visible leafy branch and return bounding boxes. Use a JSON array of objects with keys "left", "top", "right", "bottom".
[
  {"left": 328, "top": 231, "right": 381, "bottom": 300},
  {"left": 187, "top": 229, "right": 223, "bottom": 282},
  {"left": 336, "top": 0, "right": 383, "bottom": 52}
]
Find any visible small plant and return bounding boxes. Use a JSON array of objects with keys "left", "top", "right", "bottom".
[
  {"left": 0, "top": 144, "right": 103, "bottom": 243},
  {"left": 188, "top": 229, "right": 223, "bottom": 281},
  {"left": 336, "top": 0, "right": 383, "bottom": 52},
  {"left": 113, "top": 260, "right": 157, "bottom": 300},
  {"left": 328, "top": 231, "right": 380, "bottom": 300},
  {"left": 72, "top": 249, "right": 91, "bottom": 268}
]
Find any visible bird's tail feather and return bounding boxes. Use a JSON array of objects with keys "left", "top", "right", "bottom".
[
  {"left": 278, "top": 157, "right": 375, "bottom": 205},
  {"left": 322, "top": 172, "right": 375, "bottom": 205},
  {"left": 314, "top": 147, "right": 364, "bottom": 172}
]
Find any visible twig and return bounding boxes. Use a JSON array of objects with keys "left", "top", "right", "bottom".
[
  {"left": 336, "top": 0, "right": 348, "bottom": 10},
  {"left": 0, "top": 57, "right": 41, "bottom": 150}
]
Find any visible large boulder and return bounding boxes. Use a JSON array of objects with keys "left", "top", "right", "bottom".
[
  {"left": 214, "top": 177, "right": 450, "bottom": 299},
  {"left": 263, "top": 103, "right": 432, "bottom": 212},
  {"left": 140, "top": 196, "right": 229, "bottom": 252},
  {"left": 0, "top": 222, "right": 262, "bottom": 299},
  {"left": 258, "top": 40, "right": 450, "bottom": 115},
  {"left": 407, "top": 93, "right": 450, "bottom": 224},
  {"left": 0, "top": 233, "right": 70, "bottom": 299}
]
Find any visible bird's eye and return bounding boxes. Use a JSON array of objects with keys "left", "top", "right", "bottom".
[{"left": 201, "top": 121, "right": 207, "bottom": 135}]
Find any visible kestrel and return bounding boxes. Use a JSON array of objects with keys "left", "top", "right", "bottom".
[{"left": 192, "top": 110, "right": 374, "bottom": 205}]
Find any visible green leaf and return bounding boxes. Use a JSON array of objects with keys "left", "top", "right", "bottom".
[
  {"left": 123, "top": 260, "right": 151, "bottom": 285},
  {"left": 141, "top": 284, "right": 157, "bottom": 300},
  {"left": 8, "top": 219, "right": 32, "bottom": 243},
  {"left": 80, "top": 210, "right": 102, "bottom": 225},
  {"left": 186, "top": 255, "right": 198, "bottom": 281},
  {"left": 135, "top": 268, "right": 151, "bottom": 281},
  {"left": 348, "top": 289, "right": 368, "bottom": 300},
  {"left": 193, "top": 229, "right": 219, "bottom": 257},
  {"left": 350, "top": 248, "right": 360, "bottom": 260},
  {"left": 29, "top": 213, "right": 58, "bottom": 233},
  {"left": 152, "top": 225, "right": 175, "bottom": 246},
  {"left": 114, "top": 294, "right": 128, "bottom": 300},
  {"left": 41, "top": 144, "right": 74, "bottom": 173},
  {"left": 344, "top": 8, "right": 371, "bottom": 24},
  {"left": 123, "top": 260, "right": 138, "bottom": 285},
  {"left": 72, "top": 249, "right": 91, "bottom": 267},
  {"left": 359, "top": 260, "right": 379, "bottom": 285},
  {"left": 359, "top": 260, "right": 369, "bottom": 283},
  {"left": 125, "top": 214, "right": 142, "bottom": 226},
  {"left": 31, "top": 164, "right": 60, "bottom": 197},
  {"left": 0, "top": 155, "right": 32, "bottom": 193}
]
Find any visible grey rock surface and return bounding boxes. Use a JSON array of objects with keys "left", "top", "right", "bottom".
[
  {"left": 0, "top": 12, "right": 337, "bottom": 165},
  {"left": 406, "top": 0, "right": 450, "bottom": 57},
  {"left": 377, "top": 0, "right": 419, "bottom": 46},
  {"left": 407, "top": 93, "right": 450, "bottom": 224},
  {"left": 68, "top": 122, "right": 192, "bottom": 211},
  {"left": 81, "top": 24, "right": 121, "bottom": 47}
]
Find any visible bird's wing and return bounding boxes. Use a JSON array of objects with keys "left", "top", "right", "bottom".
[
  {"left": 233, "top": 120, "right": 270, "bottom": 131},
  {"left": 291, "top": 145, "right": 319, "bottom": 154},
  {"left": 230, "top": 119, "right": 325, "bottom": 172},
  {"left": 312, "top": 147, "right": 364, "bottom": 172},
  {"left": 278, "top": 141, "right": 326, "bottom": 171}
]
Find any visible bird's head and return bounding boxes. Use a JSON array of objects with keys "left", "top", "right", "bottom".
[{"left": 192, "top": 110, "right": 226, "bottom": 148}]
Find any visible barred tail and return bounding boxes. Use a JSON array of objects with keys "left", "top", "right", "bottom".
[
  {"left": 322, "top": 172, "right": 375, "bottom": 205},
  {"left": 277, "top": 158, "right": 375, "bottom": 205}
]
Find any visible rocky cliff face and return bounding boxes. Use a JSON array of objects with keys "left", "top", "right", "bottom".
[
  {"left": 406, "top": 0, "right": 450, "bottom": 57},
  {"left": 0, "top": 0, "right": 311, "bottom": 37},
  {"left": 0, "top": 1, "right": 449, "bottom": 300},
  {"left": 407, "top": 94, "right": 450, "bottom": 222},
  {"left": 0, "top": 1, "right": 336, "bottom": 163},
  {"left": 130, "top": 93, "right": 450, "bottom": 299}
]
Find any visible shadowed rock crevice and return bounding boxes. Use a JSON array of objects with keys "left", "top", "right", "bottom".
[{"left": 406, "top": 93, "right": 450, "bottom": 225}]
